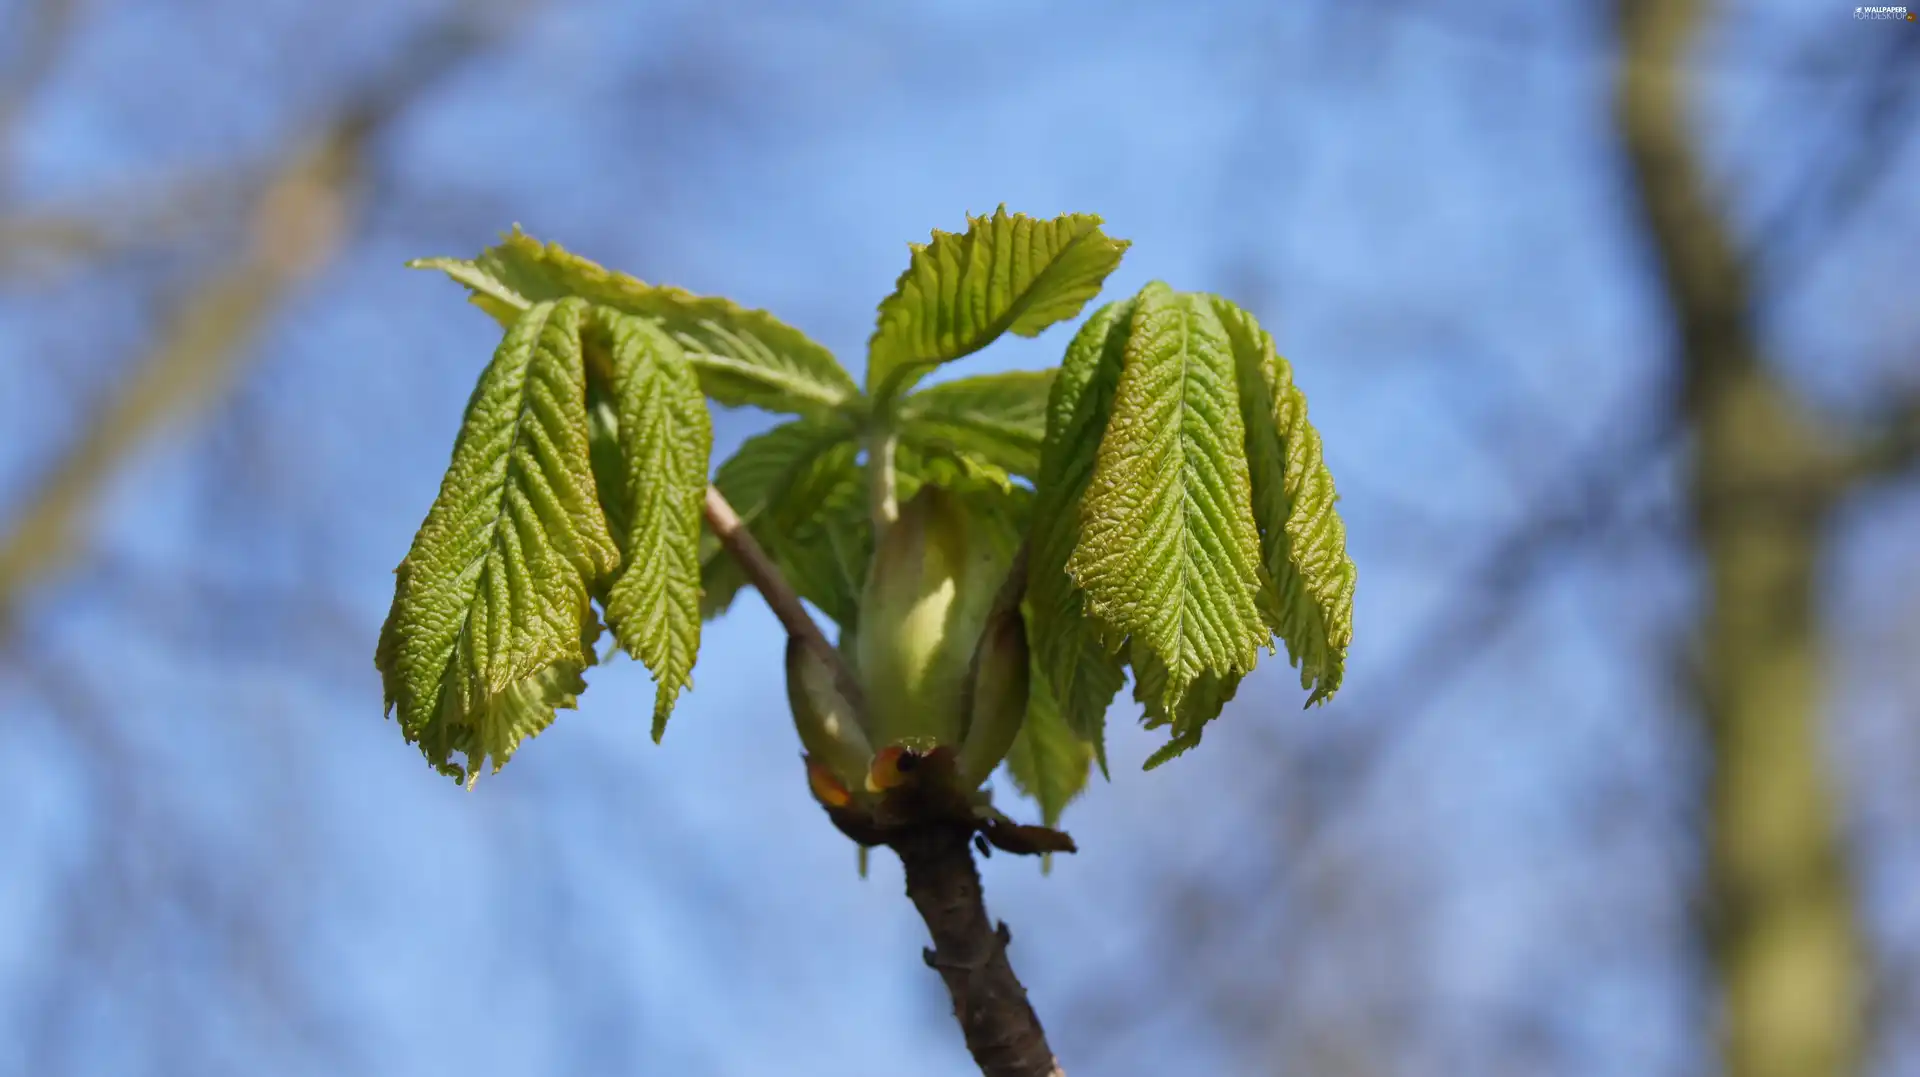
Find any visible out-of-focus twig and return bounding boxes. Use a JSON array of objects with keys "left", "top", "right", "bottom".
[
  {"left": 0, "top": 171, "right": 241, "bottom": 280},
  {"left": 1842, "top": 394, "right": 1920, "bottom": 485},
  {"left": 0, "top": 0, "right": 81, "bottom": 194},
  {"left": 1748, "top": 31, "right": 1920, "bottom": 300},
  {"left": 0, "top": 4, "right": 531, "bottom": 643},
  {"left": 0, "top": 132, "right": 354, "bottom": 640}
]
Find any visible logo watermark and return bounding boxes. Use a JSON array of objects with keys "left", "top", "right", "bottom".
[{"left": 1854, "top": 5, "right": 1914, "bottom": 18}]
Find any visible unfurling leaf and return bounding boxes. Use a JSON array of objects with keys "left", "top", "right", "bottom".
[
  {"left": 1213, "top": 298, "right": 1356, "bottom": 704},
  {"left": 898, "top": 369, "right": 1055, "bottom": 479},
  {"left": 1069, "top": 283, "right": 1269, "bottom": 717},
  {"left": 1027, "top": 299, "right": 1133, "bottom": 770},
  {"left": 866, "top": 207, "right": 1128, "bottom": 403},
  {"left": 595, "top": 310, "right": 711, "bottom": 740},
  {"left": 412, "top": 227, "right": 857, "bottom": 418},
  {"left": 375, "top": 299, "right": 618, "bottom": 785},
  {"left": 855, "top": 486, "right": 1010, "bottom": 752}
]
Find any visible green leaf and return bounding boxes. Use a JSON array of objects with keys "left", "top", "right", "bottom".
[
  {"left": 1027, "top": 299, "right": 1134, "bottom": 770},
  {"left": 768, "top": 453, "right": 869, "bottom": 630},
  {"left": 1213, "top": 299, "right": 1356, "bottom": 704},
  {"left": 375, "top": 299, "right": 619, "bottom": 785},
  {"left": 1129, "top": 642, "right": 1242, "bottom": 770},
  {"left": 1002, "top": 639, "right": 1093, "bottom": 827},
  {"left": 898, "top": 369, "right": 1055, "bottom": 479},
  {"left": 698, "top": 417, "right": 862, "bottom": 624},
  {"left": 595, "top": 311, "right": 712, "bottom": 740},
  {"left": 412, "top": 228, "right": 858, "bottom": 418},
  {"left": 1068, "top": 283, "right": 1269, "bottom": 719},
  {"left": 866, "top": 207, "right": 1129, "bottom": 402},
  {"left": 585, "top": 388, "right": 629, "bottom": 546}
]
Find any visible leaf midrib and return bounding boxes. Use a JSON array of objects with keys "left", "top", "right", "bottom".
[{"left": 435, "top": 305, "right": 570, "bottom": 716}]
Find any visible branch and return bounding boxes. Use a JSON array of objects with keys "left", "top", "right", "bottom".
[{"left": 894, "top": 825, "right": 1066, "bottom": 1077}]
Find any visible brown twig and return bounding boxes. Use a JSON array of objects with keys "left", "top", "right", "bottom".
[{"left": 895, "top": 824, "right": 1066, "bottom": 1077}]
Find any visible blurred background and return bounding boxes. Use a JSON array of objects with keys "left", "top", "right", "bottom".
[{"left": 1, "top": 1, "right": 1916, "bottom": 1075}]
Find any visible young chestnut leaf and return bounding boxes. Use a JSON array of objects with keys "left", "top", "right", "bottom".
[
  {"left": 1027, "top": 299, "right": 1135, "bottom": 770},
  {"left": 412, "top": 227, "right": 858, "bottom": 419},
  {"left": 1069, "top": 283, "right": 1270, "bottom": 717},
  {"left": 375, "top": 299, "right": 618, "bottom": 786},
  {"left": 1031, "top": 283, "right": 1356, "bottom": 773},
  {"left": 593, "top": 310, "right": 711, "bottom": 741},
  {"left": 1001, "top": 637, "right": 1094, "bottom": 828},
  {"left": 897, "top": 369, "right": 1055, "bottom": 480},
  {"left": 866, "top": 207, "right": 1128, "bottom": 404},
  {"left": 1214, "top": 298, "right": 1356, "bottom": 704},
  {"left": 1130, "top": 643, "right": 1242, "bottom": 770}
]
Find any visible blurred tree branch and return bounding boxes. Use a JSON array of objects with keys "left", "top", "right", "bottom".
[
  {"left": 1749, "top": 30, "right": 1919, "bottom": 299},
  {"left": 1842, "top": 395, "right": 1920, "bottom": 485},
  {"left": 1617, "top": 2, "right": 1873, "bottom": 1076},
  {"left": 0, "top": 3, "right": 531, "bottom": 643},
  {"left": 0, "top": 170, "right": 240, "bottom": 281},
  {"left": 0, "top": 0, "right": 80, "bottom": 193}
]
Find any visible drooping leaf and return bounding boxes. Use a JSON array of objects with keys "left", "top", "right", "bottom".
[
  {"left": 1068, "top": 283, "right": 1269, "bottom": 721},
  {"left": 1002, "top": 614, "right": 1094, "bottom": 826},
  {"left": 1129, "top": 642, "right": 1242, "bottom": 770},
  {"left": 1026, "top": 299, "right": 1134, "bottom": 770},
  {"left": 866, "top": 207, "right": 1128, "bottom": 402},
  {"left": 595, "top": 311, "right": 712, "bottom": 740},
  {"left": 897, "top": 369, "right": 1055, "bottom": 478},
  {"left": 412, "top": 228, "right": 858, "bottom": 418},
  {"left": 1213, "top": 298, "right": 1356, "bottom": 704},
  {"left": 375, "top": 299, "right": 619, "bottom": 785}
]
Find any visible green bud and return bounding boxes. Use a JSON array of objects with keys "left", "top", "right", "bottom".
[
  {"left": 785, "top": 636, "right": 873, "bottom": 795},
  {"left": 855, "top": 485, "right": 1009, "bottom": 752},
  {"left": 955, "top": 603, "right": 1031, "bottom": 788}
]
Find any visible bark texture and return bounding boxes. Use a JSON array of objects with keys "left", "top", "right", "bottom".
[{"left": 894, "top": 824, "right": 1066, "bottom": 1077}]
